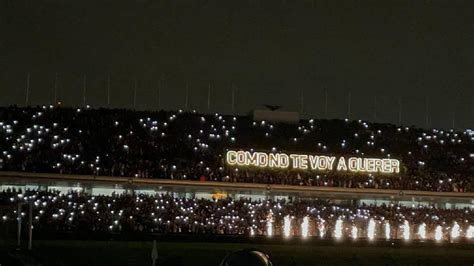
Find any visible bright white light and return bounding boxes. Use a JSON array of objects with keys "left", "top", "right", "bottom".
[
  {"left": 319, "top": 220, "right": 326, "bottom": 238},
  {"left": 367, "top": 218, "right": 376, "bottom": 240},
  {"left": 435, "top": 225, "right": 443, "bottom": 241},
  {"left": 283, "top": 215, "right": 292, "bottom": 238},
  {"left": 351, "top": 225, "right": 358, "bottom": 240},
  {"left": 334, "top": 219, "right": 343, "bottom": 239},
  {"left": 301, "top": 216, "right": 309, "bottom": 238},
  {"left": 451, "top": 222, "right": 460, "bottom": 240},
  {"left": 466, "top": 225, "right": 474, "bottom": 239},
  {"left": 266, "top": 216, "right": 273, "bottom": 237},
  {"left": 384, "top": 222, "right": 390, "bottom": 240},
  {"left": 402, "top": 220, "right": 410, "bottom": 240},
  {"left": 417, "top": 223, "right": 426, "bottom": 240},
  {"left": 250, "top": 227, "right": 255, "bottom": 236}
]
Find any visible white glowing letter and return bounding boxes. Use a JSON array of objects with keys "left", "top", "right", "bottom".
[
  {"left": 336, "top": 157, "right": 348, "bottom": 171},
  {"left": 226, "top": 150, "right": 237, "bottom": 165}
]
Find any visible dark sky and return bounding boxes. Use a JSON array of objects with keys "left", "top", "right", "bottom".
[{"left": 1, "top": 0, "right": 473, "bottom": 129}]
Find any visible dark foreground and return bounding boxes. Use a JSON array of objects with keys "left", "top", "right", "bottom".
[{"left": 1, "top": 238, "right": 474, "bottom": 266}]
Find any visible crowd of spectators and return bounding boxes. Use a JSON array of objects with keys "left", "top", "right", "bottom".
[
  {"left": 0, "top": 105, "right": 472, "bottom": 192},
  {"left": 0, "top": 188, "right": 472, "bottom": 241}
]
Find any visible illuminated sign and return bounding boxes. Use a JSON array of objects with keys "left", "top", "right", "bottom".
[{"left": 226, "top": 150, "right": 400, "bottom": 174}]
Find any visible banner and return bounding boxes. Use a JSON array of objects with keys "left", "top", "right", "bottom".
[{"left": 226, "top": 150, "right": 400, "bottom": 174}]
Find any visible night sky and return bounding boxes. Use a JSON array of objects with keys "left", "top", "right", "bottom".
[{"left": 1, "top": 0, "right": 473, "bottom": 129}]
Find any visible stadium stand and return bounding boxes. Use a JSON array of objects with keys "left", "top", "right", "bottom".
[
  {"left": 0, "top": 188, "right": 472, "bottom": 240},
  {"left": 0, "top": 106, "right": 472, "bottom": 192}
]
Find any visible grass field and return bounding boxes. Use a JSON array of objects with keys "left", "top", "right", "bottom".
[{"left": 2, "top": 239, "right": 474, "bottom": 266}]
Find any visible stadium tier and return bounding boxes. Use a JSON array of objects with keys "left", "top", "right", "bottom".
[
  {"left": 1, "top": 189, "right": 473, "bottom": 241},
  {"left": 0, "top": 106, "right": 472, "bottom": 192}
]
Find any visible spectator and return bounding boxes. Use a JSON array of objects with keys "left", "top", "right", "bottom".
[{"left": 0, "top": 106, "right": 472, "bottom": 192}]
